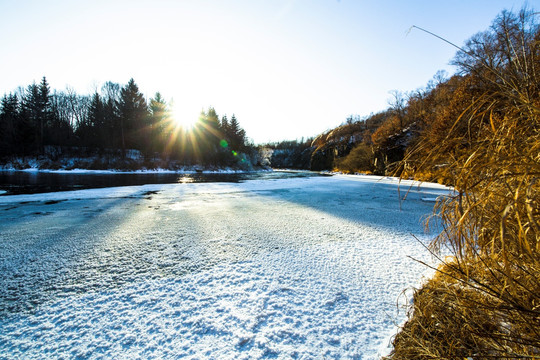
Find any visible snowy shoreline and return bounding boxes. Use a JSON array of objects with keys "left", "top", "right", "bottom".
[
  {"left": 0, "top": 150, "right": 270, "bottom": 174},
  {"left": 0, "top": 165, "right": 269, "bottom": 175}
]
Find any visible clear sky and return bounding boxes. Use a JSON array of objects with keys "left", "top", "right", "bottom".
[{"left": 0, "top": 0, "right": 533, "bottom": 143}]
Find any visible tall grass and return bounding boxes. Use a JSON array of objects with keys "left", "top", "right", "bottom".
[{"left": 388, "top": 8, "right": 540, "bottom": 359}]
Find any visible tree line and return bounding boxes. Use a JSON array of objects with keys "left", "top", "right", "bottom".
[{"left": 0, "top": 78, "right": 252, "bottom": 167}]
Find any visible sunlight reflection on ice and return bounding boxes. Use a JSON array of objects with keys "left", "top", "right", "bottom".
[{"left": 178, "top": 176, "right": 194, "bottom": 184}]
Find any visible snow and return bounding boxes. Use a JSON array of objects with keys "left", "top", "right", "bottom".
[
  {"left": 0, "top": 175, "right": 451, "bottom": 359},
  {"left": 14, "top": 167, "right": 256, "bottom": 174}
]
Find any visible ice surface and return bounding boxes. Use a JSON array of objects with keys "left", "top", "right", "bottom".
[{"left": 0, "top": 175, "right": 451, "bottom": 359}]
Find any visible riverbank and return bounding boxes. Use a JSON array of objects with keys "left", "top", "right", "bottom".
[{"left": 0, "top": 154, "right": 270, "bottom": 173}]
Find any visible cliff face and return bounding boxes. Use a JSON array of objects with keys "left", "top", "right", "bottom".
[
  {"left": 372, "top": 124, "right": 418, "bottom": 175},
  {"left": 309, "top": 122, "right": 371, "bottom": 171},
  {"left": 269, "top": 147, "right": 313, "bottom": 169}
]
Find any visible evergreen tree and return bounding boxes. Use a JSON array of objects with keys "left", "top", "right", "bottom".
[
  {"left": 118, "top": 78, "right": 148, "bottom": 155},
  {"left": 204, "top": 107, "right": 221, "bottom": 143},
  {"left": 148, "top": 92, "right": 168, "bottom": 157},
  {"left": 228, "top": 114, "right": 246, "bottom": 151},
  {"left": 17, "top": 77, "right": 54, "bottom": 154},
  {"left": 190, "top": 107, "right": 222, "bottom": 164},
  {"left": 38, "top": 77, "right": 52, "bottom": 153},
  {"left": 21, "top": 82, "right": 41, "bottom": 154},
  {"left": 220, "top": 115, "right": 229, "bottom": 136},
  {"left": 0, "top": 94, "right": 19, "bottom": 156},
  {"left": 87, "top": 92, "right": 105, "bottom": 148}
]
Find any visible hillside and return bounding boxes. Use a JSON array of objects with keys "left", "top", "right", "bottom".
[
  {"left": 389, "top": 8, "right": 540, "bottom": 358},
  {"left": 267, "top": 7, "right": 540, "bottom": 359}
]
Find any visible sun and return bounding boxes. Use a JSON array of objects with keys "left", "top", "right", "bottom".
[{"left": 171, "top": 105, "right": 200, "bottom": 130}]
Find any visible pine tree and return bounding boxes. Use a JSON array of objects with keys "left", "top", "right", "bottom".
[
  {"left": 0, "top": 94, "right": 19, "bottom": 156},
  {"left": 205, "top": 107, "right": 221, "bottom": 143},
  {"left": 21, "top": 82, "right": 41, "bottom": 154},
  {"left": 87, "top": 92, "right": 105, "bottom": 148},
  {"left": 228, "top": 114, "right": 246, "bottom": 151},
  {"left": 118, "top": 78, "right": 148, "bottom": 156},
  {"left": 38, "top": 77, "right": 52, "bottom": 153},
  {"left": 220, "top": 115, "right": 229, "bottom": 138},
  {"left": 148, "top": 92, "right": 168, "bottom": 157}
]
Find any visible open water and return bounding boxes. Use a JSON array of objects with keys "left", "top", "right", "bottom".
[{"left": 0, "top": 170, "right": 329, "bottom": 195}]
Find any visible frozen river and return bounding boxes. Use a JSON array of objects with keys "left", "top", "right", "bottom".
[{"left": 0, "top": 174, "right": 450, "bottom": 359}]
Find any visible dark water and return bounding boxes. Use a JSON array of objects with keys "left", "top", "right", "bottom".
[{"left": 0, "top": 170, "right": 329, "bottom": 195}]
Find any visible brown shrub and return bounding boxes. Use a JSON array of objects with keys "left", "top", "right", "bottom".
[{"left": 389, "top": 8, "right": 540, "bottom": 359}]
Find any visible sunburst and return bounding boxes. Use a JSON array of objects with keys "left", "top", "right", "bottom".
[{"left": 171, "top": 105, "right": 199, "bottom": 130}]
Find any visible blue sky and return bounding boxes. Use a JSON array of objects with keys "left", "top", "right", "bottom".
[{"left": 0, "top": 0, "right": 533, "bottom": 143}]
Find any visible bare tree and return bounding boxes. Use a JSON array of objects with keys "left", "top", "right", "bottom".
[{"left": 388, "top": 89, "right": 407, "bottom": 128}]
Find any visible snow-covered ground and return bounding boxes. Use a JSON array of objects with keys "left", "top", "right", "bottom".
[
  {"left": 10, "top": 167, "right": 257, "bottom": 174},
  {"left": 0, "top": 175, "right": 451, "bottom": 359}
]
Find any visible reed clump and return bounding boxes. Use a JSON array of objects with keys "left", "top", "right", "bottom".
[{"left": 388, "top": 8, "right": 540, "bottom": 359}]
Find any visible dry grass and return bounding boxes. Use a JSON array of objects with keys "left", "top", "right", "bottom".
[
  {"left": 391, "top": 259, "right": 539, "bottom": 359},
  {"left": 387, "top": 8, "right": 540, "bottom": 359}
]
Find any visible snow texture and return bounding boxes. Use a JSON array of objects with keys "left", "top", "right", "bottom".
[{"left": 0, "top": 175, "right": 451, "bottom": 359}]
